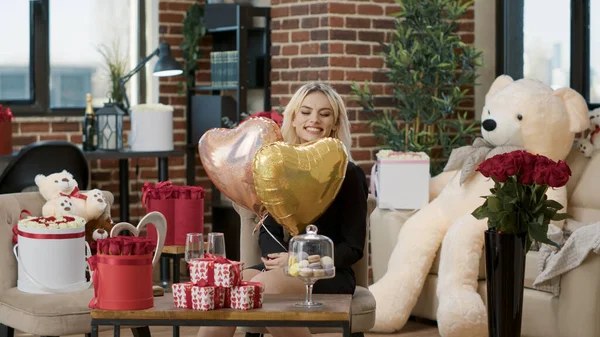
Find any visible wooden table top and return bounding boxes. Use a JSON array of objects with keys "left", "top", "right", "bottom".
[{"left": 91, "top": 293, "right": 352, "bottom": 322}]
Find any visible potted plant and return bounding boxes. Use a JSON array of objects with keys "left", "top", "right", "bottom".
[
  {"left": 471, "top": 150, "right": 570, "bottom": 337},
  {"left": 179, "top": 3, "right": 206, "bottom": 94},
  {"left": 351, "top": 0, "right": 482, "bottom": 175},
  {"left": 0, "top": 104, "right": 13, "bottom": 155},
  {"left": 97, "top": 40, "right": 128, "bottom": 107}
]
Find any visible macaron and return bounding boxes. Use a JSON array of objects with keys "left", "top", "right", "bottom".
[
  {"left": 324, "top": 268, "right": 335, "bottom": 276},
  {"left": 308, "top": 262, "right": 322, "bottom": 269},
  {"left": 299, "top": 260, "right": 309, "bottom": 268},
  {"left": 288, "top": 263, "right": 300, "bottom": 276},
  {"left": 299, "top": 268, "right": 313, "bottom": 277},
  {"left": 307, "top": 255, "right": 321, "bottom": 263},
  {"left": 312, "top": 269, "right": 326, "bottom": 277},
  {"left": 320, "top": 256, "right": 334, "bottom": 268},
  {"left": 288, "top": 255, "right": 298, "bottom": 266}
]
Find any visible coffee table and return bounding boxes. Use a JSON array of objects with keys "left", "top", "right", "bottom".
[{"left": 91, "top": 293, "right": 352, "bottom": 337}]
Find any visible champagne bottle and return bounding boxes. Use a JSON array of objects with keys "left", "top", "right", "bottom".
[{"left": 82, "top": 93, "right": 97, "bottom": 151}]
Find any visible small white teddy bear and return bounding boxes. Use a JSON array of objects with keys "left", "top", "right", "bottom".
[
  {"left": 577, "top": 108, "right": 600, "bottom": 157},
  {"left": 35, "top": 170, "right": 107, "bottom": 222}
]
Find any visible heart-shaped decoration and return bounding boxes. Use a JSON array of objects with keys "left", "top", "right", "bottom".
[
  {"left": 252, "top": 137, "right": 348, "bottom": 236},
  {"left": 198, "top": 117, "right": 283, "bottom": 216},
  {"left": 110, "top": 211, "right": 166, "bottom": 267}
]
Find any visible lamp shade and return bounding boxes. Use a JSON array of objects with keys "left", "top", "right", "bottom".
[{"left": 153, "top": 42, "right": 183, "bottom": 77}]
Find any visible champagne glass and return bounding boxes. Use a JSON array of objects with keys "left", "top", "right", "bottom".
[
  {"left": 185, "top": 233, "right": 204, "bottom": 263},
  {"left": 207, "top": 232, "right": 226, "bottom": 257}
]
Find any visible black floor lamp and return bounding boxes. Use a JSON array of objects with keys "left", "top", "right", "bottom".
[{"left": 119, "top": 41, "right": 183, "bottom": 111}]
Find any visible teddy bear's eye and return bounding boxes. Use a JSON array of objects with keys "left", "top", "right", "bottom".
[
  {"left": 55, "top": 180, "right": 58, "bottom": 183},
  {"left": 517, "top": 114, "right": 523, "bottom": 121},
  {"left": 487, "top": 110, "right": 491, "bottom": 115}
]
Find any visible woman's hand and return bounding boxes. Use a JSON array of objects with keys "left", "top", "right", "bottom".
[{"left": 261, "top": 252, "right": 288, "bottom": 270}]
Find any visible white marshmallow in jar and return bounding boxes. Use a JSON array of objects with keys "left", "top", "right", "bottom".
[{"left": 284, "top": 224, "right": 335, "bottom": 280}]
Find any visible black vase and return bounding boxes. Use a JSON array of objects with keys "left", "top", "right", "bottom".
[{"left": 484, "top": 229, "right": 527, "bottom": 337}]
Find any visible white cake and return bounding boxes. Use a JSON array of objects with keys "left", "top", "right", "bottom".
[{"left": 18, "top": 215, "right": 86, "bottom": 230}]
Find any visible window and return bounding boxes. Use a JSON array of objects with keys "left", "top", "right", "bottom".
[
  {"left": 497, "top": 0, "right": 597, "bottom": 108},
  {"left": 0, "top": 0, "right": 141, "bottom": 116}
]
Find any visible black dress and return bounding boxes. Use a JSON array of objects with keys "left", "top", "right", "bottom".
[{"left": 248, "top": 161, "right": 368, "bottom": 295}]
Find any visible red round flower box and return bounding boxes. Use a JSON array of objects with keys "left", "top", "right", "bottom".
[{"left": 89, "top": 254, "right": 154, "bottom": 310}]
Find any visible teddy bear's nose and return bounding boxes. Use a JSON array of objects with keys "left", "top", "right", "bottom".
[
  {"left": 97, "top": 229, "right": 105, "bottom": 234},
  {"left": 482, "top": 119, "right": 497, "bottom": 132},
  {"left": 61, "top": 178, "right": 69, "bottom": 182}
]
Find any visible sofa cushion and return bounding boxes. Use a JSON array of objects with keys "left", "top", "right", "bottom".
[{"left": 0, "top": 287, "right": 93, "bottom": 335}]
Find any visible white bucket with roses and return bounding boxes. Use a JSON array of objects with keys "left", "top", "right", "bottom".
[{"left": 13, "top": 213, "right": 92, "bottom": 294}]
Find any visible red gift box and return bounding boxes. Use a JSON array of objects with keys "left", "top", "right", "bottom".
[
  {"left": 230, "top": 281, "right": 264, "bottom": 310},
  {"left": 172, "top": 282, "right": 226, "bottom": 311},
  {"left": 189, "top": 257, "right": 217, "bottom": 286},
  {"left": 189, "top": 255, "right": 243, "bottom": 287},
  {"left": 142, "top": 181, "right": 205, "bottom": 246},
  {"left": 214, "top": 259, "right": 244, "bottom": 288}
]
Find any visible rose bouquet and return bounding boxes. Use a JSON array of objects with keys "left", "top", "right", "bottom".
[
  {"left": 471, "top": 150, "right": 571, "bottom": 252},
  {"left": 96, "top": 236, "right": 157, "bottom": 256}
]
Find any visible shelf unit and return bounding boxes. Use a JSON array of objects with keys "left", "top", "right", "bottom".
[{"left": 184, "top": 3, "right": 272, "bottom": 260}]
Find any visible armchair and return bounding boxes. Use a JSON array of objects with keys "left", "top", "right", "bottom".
[
  {"left": 0, "top": 191, "right": 150, "bottom": 337},
  {"left": 233, "top": 195, "right": 377, "bottom": 337}
]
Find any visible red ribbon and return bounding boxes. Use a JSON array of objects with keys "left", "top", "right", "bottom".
[
  {"left": 590, "top": 124, "right": 600, "bottom": 145},
  {"left": 240, "top": 281, "right": 264, "bottom": 308},
  {"left": 88, "top": 255, "right": 152, "bottom": 309},
  {"left": 13, "top": 210, "right": 34, "bottom": 244},
  {"left": 16, "top": 230, "right": 84, "bottom": 240},
  {"left": 60, "top": 186, "right": 88, "bottom": 200}
]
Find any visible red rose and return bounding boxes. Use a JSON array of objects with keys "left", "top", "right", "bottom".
[
  {"left": 546, "top": 161, "right": 571, "bottom": 188},
  {"left": 133, "top": 239, "right": 148, "bottom": 256},
  {"left": 476, "top": 156, "right": 501, "bottom": 177},
  {"left": 99, "top": 239, "right": 110, "bottom": 255},
  {"left": 501, "top": 152, "right": 521, "bottom": 177},
  {"left": 108, "top": 239, "right": 121, "bottom": 255},
  {"left": 145, "top": 240, "right": 157, "bottom": 254},
  {"left": 556, "top": 160, "right": 571, "bottom": 176},
  {"left": 532, "top": 156, "right": 553, "bottom": 185},
  {"left": 122, "top": 239, "right": 134, "bottom": 255}
]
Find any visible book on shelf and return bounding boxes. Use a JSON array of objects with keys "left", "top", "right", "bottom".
[{"left": 210, "top": 51, "right": 239, "bottom": 88}]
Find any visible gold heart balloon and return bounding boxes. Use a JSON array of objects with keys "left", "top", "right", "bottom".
[
  {"left": 252, "top": 137, "right": 348, "bottom": 236},
  {"left": 198, "top": 117, "right": 283, "bottom": 216}
]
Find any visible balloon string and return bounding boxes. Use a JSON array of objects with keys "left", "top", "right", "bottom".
[{"left": 253, "top": 214, "right": 288, "bottom": 252}]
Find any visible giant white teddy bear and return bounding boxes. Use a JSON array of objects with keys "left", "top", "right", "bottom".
[
  {"left": 369, "top": 75, "right": 590, "bottom": 336},
  {"left": 35, "top": 170, "right": 107, "bottom": 222}
]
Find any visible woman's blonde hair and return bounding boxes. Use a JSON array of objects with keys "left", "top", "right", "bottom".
[{"left": 280, "top": 82, "right": 352, "bottom": 158}]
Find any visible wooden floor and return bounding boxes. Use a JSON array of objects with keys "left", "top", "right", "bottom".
[{"left": 15, "top": 320, "right": 440, "bottom": 337}]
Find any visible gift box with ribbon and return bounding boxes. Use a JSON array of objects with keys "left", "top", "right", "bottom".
[
  {"left": 189, "top": 254, "right": 243, "bottom": 287},
  {"left": 229, "top": 281, "right": 264, "bottom": 310},
  {"left": 142, "top": 181, "right": 205, "bottom": 246},
  {"left": 172, "top": 282, "right": 226, "bottom": 311}
]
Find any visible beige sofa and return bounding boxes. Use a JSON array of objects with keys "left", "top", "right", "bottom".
[
  {"left": 370, "top": 148, "right": 600, "bottom": 337},
  {"left": 233, "top": 195, "right": 377, "bottom": 336},
  {"left": 0, "top": 192, "right": 117, "bottom": 337}
]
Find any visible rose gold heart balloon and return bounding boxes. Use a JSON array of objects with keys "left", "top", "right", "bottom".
[
  {"left": 198, "top": 118, "right": 283, "bottom": 216},
  {"left": 252, "top": 137, "right": 348, "bottom": 236}
]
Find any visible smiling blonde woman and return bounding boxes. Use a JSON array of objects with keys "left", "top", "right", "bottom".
[{"left": 198, "top": 82, "right": 367, "bottom": 337}]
